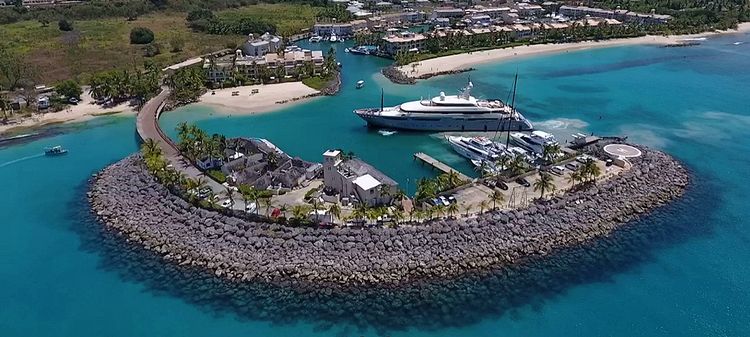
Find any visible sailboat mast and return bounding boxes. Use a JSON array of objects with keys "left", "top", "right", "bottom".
[
  {"left": 505, "top": 72, "right": 518, "bottom": 149},
  {"left": 380, "top": 88, "right": 384, "bottom": 112},
  {"left": 493, "top": 82, "right": 515, "bottom": 140}
]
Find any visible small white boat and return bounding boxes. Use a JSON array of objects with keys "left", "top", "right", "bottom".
[
  {"left": 309, "top": 35, "right": 322, "bottom": 43},
  {"left": 356, "top": 80, "right": 364, "bottom": 89},
  {"left": 329, "top": 34, "right": 338, "bottom": 42},
  {"left": 733, "top": 41, "right": 744, "bottom": 45},
  {"left": 44, "top": 145, "right": 68, "bottom": 156},
  {"left": 344, "top": 48, "right": 350, "bottom": 53},
  {"left": 378, "top": 130, "right": 397, "bottom": 136}
]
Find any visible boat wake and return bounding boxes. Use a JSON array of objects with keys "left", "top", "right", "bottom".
[
  {"left": 733, "top": 41, "right": 744, "bottom": 45},
  {"left": 0, "top": 153, "right": 45, "bottom": 168}
]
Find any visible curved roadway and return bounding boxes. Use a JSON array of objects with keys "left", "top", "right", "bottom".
[{"left": 136, "top": 89, "right": 245, "bottom": 210}]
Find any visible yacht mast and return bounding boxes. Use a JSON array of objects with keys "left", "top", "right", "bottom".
[{"left": 505, "top": 72, "right": 518, "bottom": 149}]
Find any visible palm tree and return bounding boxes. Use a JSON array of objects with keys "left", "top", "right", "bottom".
[
  {"left": 582, "top": 158, "right": 601, "bottom": 183},
  {"left": 511, "top": 154, "right": 529, "bottom": 176},
  {"left": 242, "top": 187, "right": 261, "bottom": 214},
  {"left": 566, "top": 170, "right": 581, "bottom": 190},
  {"left": 533, "top": 172, "right": 555, "bottom": 199},
  {"left": 222, "top": 186, "right": 235, "bottom": 207},
  {"left": 495, "top": 154, "right": 510, "bottom": 173},
  {"left": 434, "top": 204, "right": 446, "bottom": 219},
  {"left": 424, "top": 207, "right": 435, "bottom": 221},
  {"left": 328, "top": 203, "right": 341, "bottom": 224},
  {"left": 479, "top": 200, "right": 488, "bottom": 214},
  {"left": 260, "top": 197, "right": 273, "bottom": 216},
  {"left": 291, "top": 204, "right": 311, "bottom": 222},
  {"left": 141, "top": 138, "right": 161, "bottom": 157},
  {"left": 352, "top": 203, "right": 368, "bottom": 222},
  {"left": 463, "top": 203, "right": 472, "bottom": 217},
  {"left": 491, "top": 190, "right": 504, "bottom": 210},
  {"left": 542, "top": 143, "right": 562, "bottom": 163},
  {"left": 447, "top": 202, "right": 459, "bottom": 218},
  {"left": 279, "top": 203, "right": 289, "bottom": 218},
  {"left": 446, "top": 170, "right": 463, "bottom": 187},
  {"left": 391, "top": 208, "right": 405, "bottom": 225}
]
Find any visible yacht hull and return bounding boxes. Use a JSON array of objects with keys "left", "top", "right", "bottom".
[{"left": 356, "top": 111, "right": 533, "bottom": 132}]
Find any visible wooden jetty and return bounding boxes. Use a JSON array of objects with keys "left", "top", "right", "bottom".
[{"left": 414, "top": 152, "right": 471, "bottom": 181}]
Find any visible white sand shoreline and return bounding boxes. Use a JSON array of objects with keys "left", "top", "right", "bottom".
[
  {"left": 399, "top": 23, "right": 750, "bottom": 79},
  {"left": 0, "top": 89, "right": 137, "bottom": 136},
  {"left": 194, "top": 82, "right": 321, "bottom": 115}
]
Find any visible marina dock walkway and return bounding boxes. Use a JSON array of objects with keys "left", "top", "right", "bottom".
[{"left": 414, "top": 152, "right": 471, "bottom": 182}]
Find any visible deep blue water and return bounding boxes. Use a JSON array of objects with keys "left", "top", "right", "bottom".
[{"left": 1, "top": 32, "right": 749, "bottom": 336}]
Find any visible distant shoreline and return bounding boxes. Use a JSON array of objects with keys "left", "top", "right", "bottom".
[
  {"left": 0, "top": 89, "right": 137, "bottom": 136},
  {"left": 396, "top": 23, "right": 750, "bottom": 81}
]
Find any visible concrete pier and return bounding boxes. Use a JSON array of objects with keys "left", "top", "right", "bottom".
[{"left": 414, "top": 152, "right": 471, "bottom": 181}]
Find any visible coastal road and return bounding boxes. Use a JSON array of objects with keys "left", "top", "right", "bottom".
[{"left": 136, "top": 88, "right": 247, "bottom": 211}]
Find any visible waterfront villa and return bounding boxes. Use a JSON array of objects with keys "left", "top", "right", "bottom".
[
  {"left": 240, "top": 32, "right": 282, "bottom": 57},
  {"left": 205, "top": 48, "right": 325, "bottom": 83},
  {"left": 381, "top": 32, "right": 427, "bottom": 55},
  {"left": 322, "top": 150, "right": 398, "bottom": 206}
]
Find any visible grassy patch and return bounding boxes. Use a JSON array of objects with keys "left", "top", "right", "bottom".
[
  {"left": 1, "top": 12, "right": 242, "bottom": 84},
  {"left": 206, "top": 169, "right": 226, "bottom": 183},
  {"left": 302, "top": 75, "right": 332, "bottom": 90}
]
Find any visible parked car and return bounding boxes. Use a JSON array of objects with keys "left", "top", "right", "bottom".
[
  {"left": 516, "top": 177, "right": 531, "bottom": 187},
  {"left": 245, "top": 202, "right": 257, "bottom": 213},
  {"left": 550, "top": 166, "right": 565, "bottom": 176},
  {"left": 220, "top": 199, "right": 232, "bottom": 208},
  {"left": 605, "top": 159, "right": 614, "bottom": 167},
  {"left": 496, "top": 181, "right": 509, "bottom": 190},
  {"left": 439, "top": 196, "right": 450, "bottom": 206},
  {"left": 565, "top": 162, "right": 579, "bottom": 171},
  {"left": 576, "top": 155, "right": 591, "bottom": 164},
  {"left": 447, "top": 195, "right": 457, "bottom": 204}
]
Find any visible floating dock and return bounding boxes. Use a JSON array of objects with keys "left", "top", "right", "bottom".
[{"left": 414, "top": 152, "right": 471, "bottom": 181}]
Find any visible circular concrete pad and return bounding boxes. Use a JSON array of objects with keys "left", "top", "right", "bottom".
[{"left": 604, "top": 144, "right": 642, "bottom": 158}]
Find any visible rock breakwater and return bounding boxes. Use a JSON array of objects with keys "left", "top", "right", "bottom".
[{"left": 89, "top": 146, "right": 689, "bottom": 289}]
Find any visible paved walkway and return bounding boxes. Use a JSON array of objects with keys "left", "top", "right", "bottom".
[{"left": 136, "top": 89, "right": 246, "bottom": 211}]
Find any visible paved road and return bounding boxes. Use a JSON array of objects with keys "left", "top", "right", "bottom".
[{"left": 136, "top": 88, "right": 247, "bottom": 211}]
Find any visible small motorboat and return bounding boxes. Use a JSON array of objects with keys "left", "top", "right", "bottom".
[
  {"left": 344, "top": 48, "right": 350, "bottom": 53},
  {"left": 356, "top": 80, "right": 365, "bottom": 89},
  {"left": 378, "top": 130, "right": 397, "bottom": 136},
  {"left": 44, "top": 145, "right": 68, "bottom": 156},
  {"left": 309, "top": 35, "right": 322, "bottom": 43}
]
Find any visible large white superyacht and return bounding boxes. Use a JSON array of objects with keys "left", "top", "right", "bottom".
[{"left": 353, "top": 82, "right": 533, "bottom": 132}]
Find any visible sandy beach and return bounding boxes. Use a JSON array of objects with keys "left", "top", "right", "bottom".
[
  {"left": 0, "top": 89, "right": 137, "bottom": 135},
  {"left": 398, "top": 23, "right": 750, "bottom": 79},
  {"left": 194, "top": 82, "right": 321, "bottom": 115}
]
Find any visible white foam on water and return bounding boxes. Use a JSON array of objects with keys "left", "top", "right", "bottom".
[{"left": 0, "top": 153, "right": 45, "bottom": 168}]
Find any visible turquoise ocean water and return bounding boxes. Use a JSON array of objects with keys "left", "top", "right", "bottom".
[{"left": 1, "top": 32, "right": 749, "bottom": 336}]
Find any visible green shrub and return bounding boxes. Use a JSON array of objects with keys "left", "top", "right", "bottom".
[
  {"left": 206, "top": 169, "right": 226, "bottom": 183},
  {"left": 54, "top": 79, "right": 82, "bottom": 99},
  {"left": 130, "top": 27, "right": 155, "bottom": 44},
  {"left": 58, "top": 19, "right": 73, "bottom": 31}
]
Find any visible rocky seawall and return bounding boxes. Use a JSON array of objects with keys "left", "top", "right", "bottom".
[
  {"left": 382, "top": 66, "right": 475, "bottom": 84},
  {"left": 89, "top": 146, "right": 689, "bottom": 290}
]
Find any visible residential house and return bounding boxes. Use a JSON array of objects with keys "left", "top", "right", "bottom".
[
  {"left": 381, "top": 32, "right": 427, "bottom": 55},
  {"left": 322, "top": 150, "right": 399, "bottom": 206},
  {"left": 240, "top": 32, "right": 282, "bottom": 57}
]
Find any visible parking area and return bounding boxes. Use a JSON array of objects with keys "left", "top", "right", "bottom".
[{"left": 445, "top": 155, "right": 627, "bottom": 214}]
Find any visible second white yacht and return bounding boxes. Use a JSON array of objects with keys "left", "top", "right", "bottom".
[{"left": 510, "top": 130, "right": 558, "bottom": 154}]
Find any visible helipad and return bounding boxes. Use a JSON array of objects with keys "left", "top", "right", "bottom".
[{"left": 604, "top": 144, "right": 642, "bottom": 158}]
